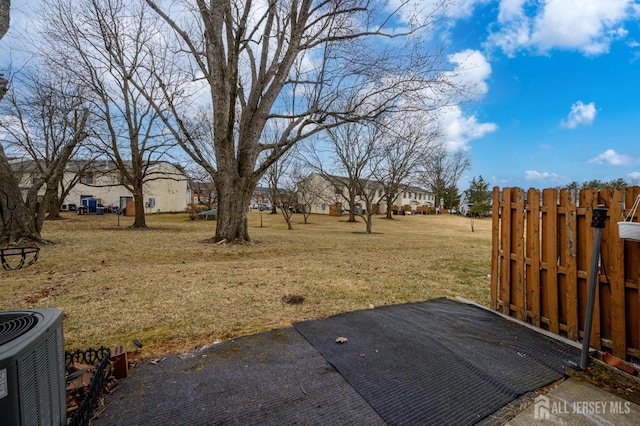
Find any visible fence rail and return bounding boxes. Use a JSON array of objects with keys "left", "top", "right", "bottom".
[{"left": 490, "top": 186, "right": 640, "bottom": 361}]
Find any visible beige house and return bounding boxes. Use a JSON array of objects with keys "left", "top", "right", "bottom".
[
  {"left": 9, "top": 158, "right": 189, "bottom": 214},
  {"left": 301, "top": 173, "right": 436, "bottom": 215},
  {"left": 62, "top": 162, "right": 189, "bottom": 213}
]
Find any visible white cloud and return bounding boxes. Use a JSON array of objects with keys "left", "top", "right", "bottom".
[
  {"left": 431, "top": 49, "right": 497, "bottom": 150},
  {"left": 561, "top": 101, "right": 596, "bottom": 128},
  {"left": 487, "top": 0, "right": 637, "bottom": 56},
  {"left": 524, "top": 170, "right": 561, "bottom": 181},
  {"left": 588, "top": 149, "right": 634, "bottom": 166},
  {"left": 497, "top": 0, "right": 527, "bottom": 22},
  {"left": 438, "top": 105, "right": 498, "bottom": 151},
  {"left": 629, "top": 171, "right": 640, "bottom": 183},
  {"left": 444, "top": 49, "right": 493, "bottom": 99}
]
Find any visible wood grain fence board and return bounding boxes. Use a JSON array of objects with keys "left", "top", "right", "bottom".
[
  {"left": 596, "top": 190, "right": 613, "bottom": 346},
  {"left": 500, "top": 188, "right": 513, "bottom": 315},
  {"left": 561, "top": 191, "right": 579, "bottom": 340},
  {"left": 542, "top": 189, "right": 559, "bottom": 334},
  {"left": 580, "top": 190, "right": 602, "bottom": 350},
  {"left": 606, "top": 189, "right": 626, "bottom": 357},
  {"left": 624, "top": 187, "right": 640, "bottom": 355},
  {"left": 490, "top": 187, "right": 501, "bottom": 310},
  {"left": 557, "top": 192, "right": 569, "bottom": 334},
  {"left": 508, "top": 189, "right": 519, "bottom": 316},
  {"left": 575, "top": 204, "right": 589, "bottom": 342},
  {"left": 514, "top": 188, "right": 526, "bottom": 320},
  {"left": 526, "top": 188, "right": 541, "bottom": 327},
  {"left": 562, "top": 190, "right": 579, "bottom": 340}
]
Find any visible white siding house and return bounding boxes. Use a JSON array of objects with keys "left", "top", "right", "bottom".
[{"left": 300, "top": 173, "right": 436, "bottom": 215}]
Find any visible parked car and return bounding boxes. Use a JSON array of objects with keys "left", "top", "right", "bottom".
[{"left": 257, "top": 203, "right": 272, "bottom": 211}]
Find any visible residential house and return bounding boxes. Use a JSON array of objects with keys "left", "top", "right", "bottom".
[
  {"left": 300, "top": 173, "right": 436, "bottom": 215},
  {"left": 14, "top": 159, "right": 189, "bottom": 214},
  {"left": 65, "top": 161, "right": 189, "bottom": 213},
  {"left": 189, "top": 179, "right": 217, "bottom": 208}
]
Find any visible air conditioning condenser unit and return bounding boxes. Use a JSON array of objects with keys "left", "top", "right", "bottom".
[{"left": 0, "top": 308, "right": 65, "bottom": 426}]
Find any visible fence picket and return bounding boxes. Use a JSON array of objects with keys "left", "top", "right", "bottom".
[
  {"left": 561, "top": 190, "right": 579, "bottom": 340},
  {"left": 526, "top": 188, "right": 541, "bottom": 327},
  {"left": 542, "top": 189, "right": 560, "bottom": 334},
  {"left": 499, "top": 188, "right": 512, "bottom": 315},
  {"left": 491, "top": 187, "right": 500, "bottom": 310}
]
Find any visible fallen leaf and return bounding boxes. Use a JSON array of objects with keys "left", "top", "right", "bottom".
[{"left": 335, "top": 337, "right": 348, "bottom": 344}]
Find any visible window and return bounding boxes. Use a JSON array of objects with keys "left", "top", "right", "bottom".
[{"left": 80, "top": 172, "right": 94, "bottom": 185}]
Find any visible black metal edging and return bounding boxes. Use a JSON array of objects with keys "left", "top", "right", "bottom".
[{"left": 65, "top": 347, "right": 111, "bottom": 426}]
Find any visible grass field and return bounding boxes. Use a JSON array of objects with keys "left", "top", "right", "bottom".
[{"left": 0, "top": 211, "right": 493, "bottom": 357}]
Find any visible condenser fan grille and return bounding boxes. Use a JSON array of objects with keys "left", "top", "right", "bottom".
[{"left": 0, "top": 312, "right": 38, "bottom": 346}]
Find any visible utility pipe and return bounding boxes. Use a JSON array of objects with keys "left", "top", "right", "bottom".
[{"left": 579, "top": 204, "right": 608, "bottom": 370}]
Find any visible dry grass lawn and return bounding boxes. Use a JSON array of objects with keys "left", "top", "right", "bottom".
[{"left": 0, "top": 211, "right": 492, "bottom": 358}]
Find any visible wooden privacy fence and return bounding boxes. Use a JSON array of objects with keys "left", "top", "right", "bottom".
[{"left": 490, "top": 186, "right": 640, "bottom": 361}]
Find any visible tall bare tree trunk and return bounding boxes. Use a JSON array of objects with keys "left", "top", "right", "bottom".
[
  {"left": 132, "top": 184, "right": 147, "bottom": 228},
  {"left": 0, "top": 0, "right": 9, "bottom": 101},
  {"left": 47, "top": 193, "right": 62, "bottom": 219},
  {"left": 214, "top": 176, "right": 252, "bottom": 242},
  {"left": 386, "top": 196, "right": 394, "bottom": 219},
  {"left": 0, "top": 147, "right": 41, "bottom": 244}
]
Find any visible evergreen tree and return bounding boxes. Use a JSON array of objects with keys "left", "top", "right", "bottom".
[{"left": 466, "top": 176, "right": 491, "bottom": 217}]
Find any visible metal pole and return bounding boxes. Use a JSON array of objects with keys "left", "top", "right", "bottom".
[{"left": 579, "top": 205, "right": 608, "bottom": 370}]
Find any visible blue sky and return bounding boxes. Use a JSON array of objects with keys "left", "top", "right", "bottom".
[
  {"left": 426, "top": 0, "right": 640, "bottom": 190},
  {"left": 2, "top": 0, "right": 640, "bottom": 191}
]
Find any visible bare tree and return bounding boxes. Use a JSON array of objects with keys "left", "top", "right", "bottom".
[
  {"left": 262, "top": 123, "right": 295, "bottom": 216},
  {"left": 42, "top": 0, "right": 181, "bottom": 228},
  {"left": 302, "top": 121, "right": 380, "bottom": 233},
  {"left": 312, "top": 121, "right": 378, "bottom": 222},
  {"left": 186, "top": 163, "right": 217, "bottom": 208},
  {"left": 277, "top": 185, "right": 297, "bottom": 230},
  {"left": 0, "top": 70, "right": 91, "bottom": 244},
  {"left": 373, "top": 112, "right": 440, "bottom": 218},
  {"left": 0, "top": 0, "right": 35, "bottom": 246},
  {"left": 290, "top": 163, "right": 318, "bottom": 224},
  {"left": 421, "top": 146, "right": 471, "bottom": 209},
  {"left": 140, "top": 0, "right": 456, "bottom": 243}
]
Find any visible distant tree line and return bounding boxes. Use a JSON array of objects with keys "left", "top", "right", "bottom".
[{"left": 561, "top": 178, "right": 633, "bottom": 191}]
